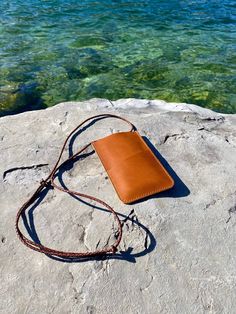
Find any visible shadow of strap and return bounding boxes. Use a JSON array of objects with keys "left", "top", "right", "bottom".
[{"left": 15, "top": 113, "right": 137, "bottom": 259}]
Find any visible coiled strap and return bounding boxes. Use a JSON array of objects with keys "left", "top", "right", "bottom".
[{"left": 15, "top": 114, "right": 136, "bottom": 258}]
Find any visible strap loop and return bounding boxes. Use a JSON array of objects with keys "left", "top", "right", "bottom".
[{"left": 15, "top": 113, "right": 136, "bottom": 259}]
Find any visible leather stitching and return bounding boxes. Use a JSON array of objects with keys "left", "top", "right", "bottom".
[{"left": 92, "top": 132, "right": 174, "bottom": 204}]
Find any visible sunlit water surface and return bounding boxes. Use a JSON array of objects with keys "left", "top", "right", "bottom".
[{"left": 0, "top": 0, "right": 236, "bottom": 116}]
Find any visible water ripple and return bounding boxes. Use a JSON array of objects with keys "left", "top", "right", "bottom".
[{"left": 0, "top": 0, "right": 235, "bottom": 116}]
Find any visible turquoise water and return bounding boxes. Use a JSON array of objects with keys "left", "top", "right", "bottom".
[{"left": 0, "top": 0, "right": 236, "bottom": 116}]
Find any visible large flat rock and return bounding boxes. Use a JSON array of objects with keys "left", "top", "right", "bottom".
[{"left": 0, "top": 98, "right": 236, "bottom": 314}]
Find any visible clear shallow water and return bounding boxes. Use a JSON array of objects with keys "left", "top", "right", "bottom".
[{"left": 0, "top": 0, "right": 236, "bottom": 116}]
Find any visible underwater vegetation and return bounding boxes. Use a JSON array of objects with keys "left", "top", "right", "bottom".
[{"left": 0, "top": 0, "right": 235, "bottom": 116}]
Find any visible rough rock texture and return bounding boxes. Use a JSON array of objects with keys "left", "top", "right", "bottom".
[{"left": 0, "top": 98, "right": 236, "bottom": 314}]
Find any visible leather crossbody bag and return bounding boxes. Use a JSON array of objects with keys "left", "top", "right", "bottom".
[{"left": 16, "top": 113, "right": 174, "bottom": 259}]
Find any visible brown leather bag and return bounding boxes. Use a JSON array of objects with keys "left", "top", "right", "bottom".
[
  {"left": 92, "top": 130, "right": 174, "bottom": 204},
  {"left": 16, "top": 113, "right": 174, "bottom": 259}
]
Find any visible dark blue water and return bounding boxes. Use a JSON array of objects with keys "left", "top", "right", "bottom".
[{"left": 0, "top": 0, "right": 235, "bottom": 116}]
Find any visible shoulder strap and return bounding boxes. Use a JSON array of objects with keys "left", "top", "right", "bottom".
[{"left": 15, "top": 113, "right": 136, "bottom": 258}]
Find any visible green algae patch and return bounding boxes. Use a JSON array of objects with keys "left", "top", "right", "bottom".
[{"left": 0, "top": 0, "right": 235, "bottom": 115}]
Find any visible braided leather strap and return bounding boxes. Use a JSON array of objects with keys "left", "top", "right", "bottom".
[{"left": 15, "top": 114, "right": 136, "bottom": 258}]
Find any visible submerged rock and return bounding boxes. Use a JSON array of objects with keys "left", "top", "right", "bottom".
[{"left": 0, "top": 98, "right": 235, "bottom": 313}]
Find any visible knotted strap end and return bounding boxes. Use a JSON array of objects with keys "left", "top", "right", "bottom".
[
  {"left": 111, "top": 245, "right": 118, "bottom": 254},
  {"left": 40, "top": 179, "right": 53, "bottom": 189}
]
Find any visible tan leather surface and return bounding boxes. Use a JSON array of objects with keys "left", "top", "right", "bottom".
[{"left": 92, "top": 131, "right": 174, "bottom": 204}]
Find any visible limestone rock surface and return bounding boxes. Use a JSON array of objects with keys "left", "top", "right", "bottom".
[{"left": 0, "top": 98, "right": 236, "bottom": 314}]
